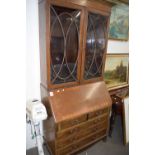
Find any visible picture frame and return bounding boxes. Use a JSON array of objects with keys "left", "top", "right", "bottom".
[
  {"left": 109, "top": 4, "right": 129, "bottom": 41},
  {"left": 104, "top": 53, "right": 129, "bottom": 90}
]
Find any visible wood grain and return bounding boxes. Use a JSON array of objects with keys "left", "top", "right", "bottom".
[{"left": 45, "top": 81, "right": 112, "bottom": 123}]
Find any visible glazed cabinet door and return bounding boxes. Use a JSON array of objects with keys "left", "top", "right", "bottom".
[
  {"left": 48, "top": 3, "right": 84, "bottom": 89},
  {"left": 81, "top": 10, "right": 109, "bottom": 83}
]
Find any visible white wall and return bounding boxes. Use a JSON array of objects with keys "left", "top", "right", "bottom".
[
  {"left": 108, "top": 40, "right": 129, "bottom": 53},
  {"left": 26, "top": 0, "right": 41, "bottom": 150},
  {"left": 26, "top": 0, "right": 129, "bottom": 150}
]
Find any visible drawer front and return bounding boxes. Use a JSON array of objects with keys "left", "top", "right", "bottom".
[
  {"left": 56, "top": 115, "right": 108, "bottom": 139},
  {"left": 56, "top": 121, "right": 108, "bottom": 149},
  {"left": 58, "top": 143, "right": 80, "bottom": 155},
  {"left": 90, "top": 114, "right": 108, "bottom": 125},
  {"left": 57, "top": 129, "right": 107, "bottom": 155},
  {"left": 59, "top": 115, "right": 87, "bottom": 130},
  {"left": 88, "top": 108, "right": 109, "bottom": 119}
]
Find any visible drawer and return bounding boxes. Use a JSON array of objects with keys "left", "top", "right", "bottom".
[
  {"left": 88, "top": 108, "right": 109, "bottom": 119},
  {"left": 89, "top": 114, "right": 108, "bottom": 126},
  {"left": 88, "top": 129, "right": 107, "bottom": 142},
  {"left": 58, "top": 142, "right": 80, "bottom": 155},
  {"left": 57, "top": 125, "right": 82, "bottom": 139},
  {"left": 56, "top": 115, "right": 108, "bottom": 139},
  {"left": 56, "top": 121, "right": 108, "bottom": 149},
  {"left": 57, "top": 129, "right": 107, "bottom": 155},
  {"left": 59, "top": 114, "right": 87, "bottom": 130}
]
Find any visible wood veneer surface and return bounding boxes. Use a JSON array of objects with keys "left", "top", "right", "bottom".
[{"left": 46, "top": 81, "right": 112, "bottom": 123}]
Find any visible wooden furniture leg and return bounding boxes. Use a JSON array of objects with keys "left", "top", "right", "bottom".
[
  {"left": 109, "top": 95, "right": 123, "bottom": 137},
  {"left": 109, "top": 103, "right": 116, "bottom": 137}
]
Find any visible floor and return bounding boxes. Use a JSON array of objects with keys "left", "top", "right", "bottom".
[{"left": 26, "top": 116, "right": 129, "bottom": 155}]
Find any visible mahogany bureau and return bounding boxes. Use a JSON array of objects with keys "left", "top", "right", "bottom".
[
  {"left": 42, "top": 81, "right": 112, "bottom": 155},
  {"left": 38, "top": 0, "right": 113, "bottom": 154}
]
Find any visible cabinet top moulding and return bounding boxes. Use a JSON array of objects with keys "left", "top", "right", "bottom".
[{"left": 47, "top": 0, "right": 112, "bottom": 14}]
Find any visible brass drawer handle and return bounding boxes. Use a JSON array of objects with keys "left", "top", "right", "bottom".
[
  {"left": 71, "top": 145, "right": 78, "bottom": 150},
  {"left": 91, "top": 136, "right": 96, "bottom": 140},
  {"left": 70, "top": 137, "right": 77, "bottom": 142},
  {"left": 69, "top": 128, "right": 79, "bottom": 134},
  {"left": 71, "top": 119, "right": 80, "bottom": 125},
  {"left": 94, "top": 118, "right": 102, "bottom": 123},
  {"left": 95, "top": 112, "right": 99, "bottom": 115},
  {"left": 91, "top": 127, "right": 98, "bottom": 132},
  {"left": 94, "top": 120, "right": 98, "bottom": 123},
  {"left": 96, "top": 110, "right": 103, "bottom": 115}
]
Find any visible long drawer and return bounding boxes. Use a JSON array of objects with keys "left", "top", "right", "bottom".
[
  {"left": 57, "top": 129, "right": 107, "bottom": 155},
  {"left": 88, "top": 107, "right": 109, "bottom": 119},
  {"left": 56, "top": 120, "right": 108, "bottom": 149},
  {"left": 56, "top": 114, "right": 108, "bottom": 139},
  {"left": 58, "top": 107, "right": 109, "bottom": 131},
  {"left": 58, "top": 114, "right": 87, "bottom": 130}
]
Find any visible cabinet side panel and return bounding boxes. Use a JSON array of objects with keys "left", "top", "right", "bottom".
[
  {"left": 40, "top": 84, "right": 49, "bottom": 101},
  {"left": 39, "top": 1, "right": 47, "bottom": 88},
  {"left": 43, "top": 117, "right": 56, "bottom": 155}
]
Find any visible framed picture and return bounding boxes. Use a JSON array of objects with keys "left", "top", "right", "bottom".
[
  {"left": 123, "top": 97, "right": 129, "bottom": 145},
  {"left": 109, "top": 4, "right": 129, "bottom": 41},
  {"left": 104, "top": 53, "right": 129, "bottom": 90}
]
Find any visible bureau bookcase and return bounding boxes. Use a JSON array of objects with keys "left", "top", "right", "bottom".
[{"left": 39, "top": 0, "right": 112, "bottom": 154}]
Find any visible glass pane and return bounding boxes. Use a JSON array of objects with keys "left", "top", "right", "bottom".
[
  {"left": 84, "top": 12, "right": 107, "bottom": 80},
  {"left": 50, "top": 5, "right": 81, "bottom": 84}
]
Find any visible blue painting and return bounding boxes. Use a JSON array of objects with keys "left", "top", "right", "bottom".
[{"left": 109, "top": 4, "right": 129, "bottom": 40}]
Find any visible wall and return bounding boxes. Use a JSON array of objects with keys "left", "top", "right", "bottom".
[
  {"left": 26, "top": 0, "right": 129, "bottom": 150},
  {"left": 107, "top": 40, "right": 129, "bottom": 53},
  {"left": 26, "top": 0, "right": 41, "bottom": 150}
]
